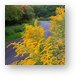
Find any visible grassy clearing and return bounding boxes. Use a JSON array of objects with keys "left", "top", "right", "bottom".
[
  {"left": 6, "top": 32, "right": 22, "bottom": 42},
  {"left": 5, "top": 24, "right": 24, "bottom": 42}
]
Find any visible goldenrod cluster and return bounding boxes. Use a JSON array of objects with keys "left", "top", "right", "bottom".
[
  {"left": 40, "top": 36, "right": 65, "bottom": 65},
  {"left": 49, "top": 7, "right": 65, "bottom": 65},
  {"left": 10, "top": 7, "right": 65, "bottom": 65},
  {"left": 50, "top": 7, "right": 65, "bottom": 39}
]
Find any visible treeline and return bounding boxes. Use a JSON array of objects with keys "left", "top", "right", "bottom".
[{"left": 5, "top": 5, "right": 64, "bottom": 25}]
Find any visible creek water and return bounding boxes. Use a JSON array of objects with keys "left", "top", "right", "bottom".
[{"left": 39, "top": 21, "right": 51, "bottom": 37}]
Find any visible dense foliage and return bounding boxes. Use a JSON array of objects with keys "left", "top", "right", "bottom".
[
  {"left": 5, "top": 5, "right": 35, "bottom": 25},
  {"left": 32, "top": 5, "right": 64, "bottom": 17},
  {"left": 5, "top": 5, "right": 23, "bottom": 24},
  {"left": 5, "top": 5, "right": 64, "bottom": 25}
]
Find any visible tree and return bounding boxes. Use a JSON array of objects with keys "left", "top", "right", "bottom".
[
  {"left": 21, "top": 5, "right": 35, "bottom": 21},
  {"left": 5, "top": 5, "right": 23, "bottom": 24},
  {"left": 5, "top": 5, "right": 35, "bottom": 25}
]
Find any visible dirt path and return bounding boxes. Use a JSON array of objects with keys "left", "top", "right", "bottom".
[{"left": 5, "top": 21, "right": 51, "bottom": 65}]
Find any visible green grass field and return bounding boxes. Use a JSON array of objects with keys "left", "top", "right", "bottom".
[{"left": 5, "top": 24, "right": 24, "bottom": 42}]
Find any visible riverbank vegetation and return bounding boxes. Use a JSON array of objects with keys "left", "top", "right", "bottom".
[
  {"left": 5, "top": 5, "right": 64, "bottom": 42},
  {"left": 6, "top": 6, "right": 65, "bottom": 65}
]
